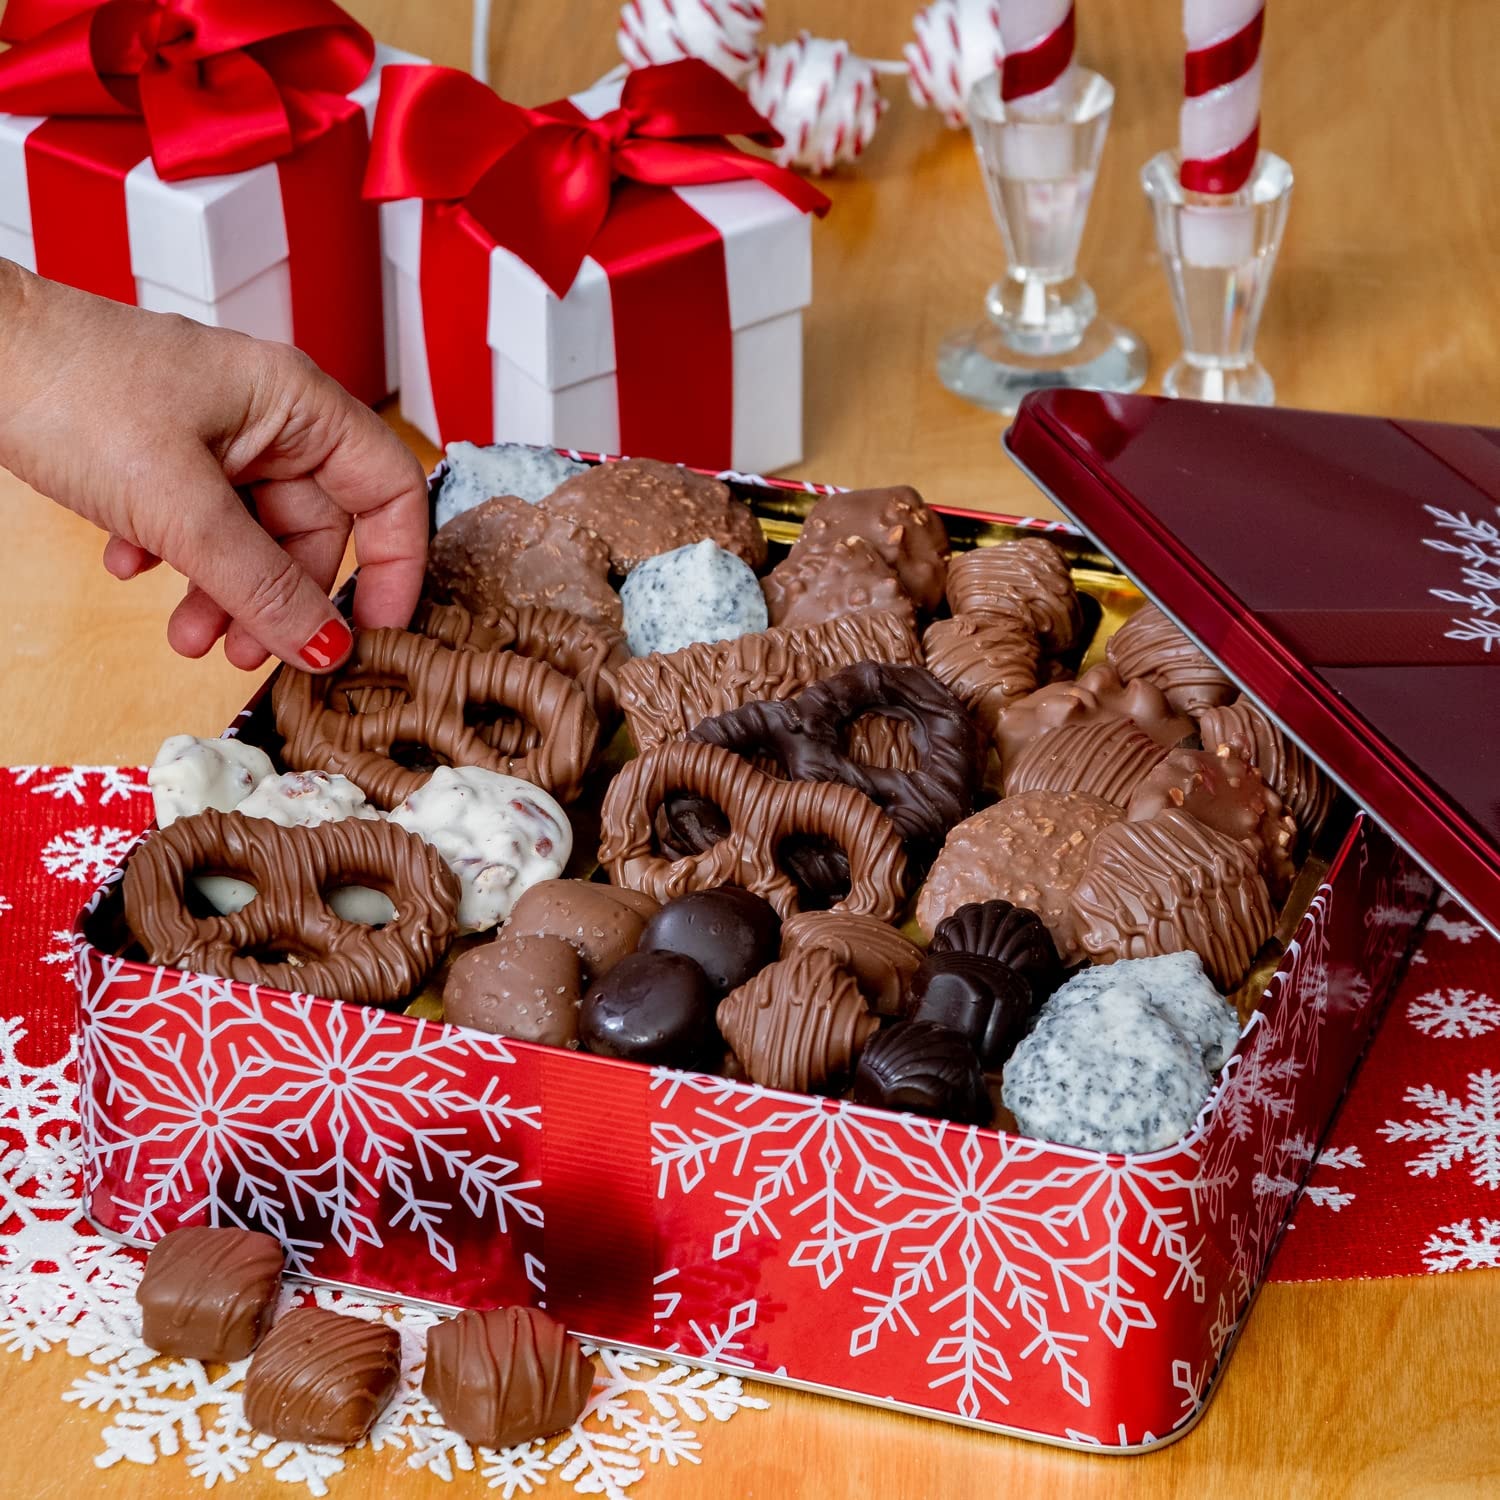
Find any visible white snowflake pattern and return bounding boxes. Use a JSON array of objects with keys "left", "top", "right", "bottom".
[
  {"left": 1379, "top": 1070, "right": 1500, "bottom": 1190},
  {"left": 0, "top": 1014, "right": 767, "bottom": 1495},
  {"left": 1420, "top": 1217, "right": 1500, "bottom": 1274},
  {"left": 11, "top": 766, "right": 147, "bottom": 805},
  {"left": 0, "top": 894, "right": 10, "bottom": 918},
  {"left": 1254, "top": 1138, "right": 1363, "bottom": 1214},
  {"left": 1426, "top": 911, "right": 1487, "bottom": 946},
  {"left": 39, "top": 930, "right": 74, "bottom": 967},
  {"left": 1423, "top": 505, "right": 1500, "bottom": 651},
  {"left": 39, "top": 825, "right": 140, "bottom": 886},
  {"left": 1407, "top": 987, "right": 1500, "bottom": 1039}
]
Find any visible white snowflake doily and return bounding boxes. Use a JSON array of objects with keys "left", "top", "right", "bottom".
[
  {"left": 1379, "top": 1069, "right": 1500, "bottom": 1191},
  {"left": 0, "top": 1015, "right": 766, "bottom": 1496}
]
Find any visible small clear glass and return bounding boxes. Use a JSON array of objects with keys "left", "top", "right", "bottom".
[
  {"left": 1142, "top": 149, "right": 1293, "bottom": 405},
  {"left": 937, "top": 69, "right": 1147, "bottom": 416}
]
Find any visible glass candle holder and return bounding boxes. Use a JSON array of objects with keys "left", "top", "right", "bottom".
[
  {"left": 937, "top": 69, "right": 1147, "bottom": 416},
  {"left": 1141, "top": 150, "right": 1293, "bottom": 406}
]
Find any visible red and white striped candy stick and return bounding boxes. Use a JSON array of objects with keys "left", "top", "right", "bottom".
[
  {"left": 998, "top": 0, "right": 1076, "bottom": 113},
  {"left": 1180, "top": 0, "right": 1265, "bottom": 194}
]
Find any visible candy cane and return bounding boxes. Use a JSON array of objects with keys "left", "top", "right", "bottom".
[
  {"left": 998, "top": 0, "right": 1075, "bottom": 109},
  {"left": 1180, "top": 0, "right": 1265, "bottom": 194}
]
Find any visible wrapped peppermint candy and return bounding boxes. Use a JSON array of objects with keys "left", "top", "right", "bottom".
[{"left": 747, "top": 33, "right": 889, "bottom": 175}]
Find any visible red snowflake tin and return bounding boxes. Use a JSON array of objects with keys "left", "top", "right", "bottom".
[{"left": 73, "top": 451, "right": 1435, "bottom": 1453}]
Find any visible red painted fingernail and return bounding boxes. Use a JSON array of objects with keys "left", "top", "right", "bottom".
[{"left": 298, "top": 617, "right": 352, "bottom": 670}]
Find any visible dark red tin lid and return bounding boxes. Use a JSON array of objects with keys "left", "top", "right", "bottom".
[{"left": 1005, "top": 390, "right": 1500, "bottom": 937}]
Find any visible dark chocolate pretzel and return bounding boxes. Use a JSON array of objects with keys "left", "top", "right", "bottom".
[
  {"left": 123, "top": 810, "right": 460, "bottom": 1007},
  {"left": 599, "top": 739, "right": 908, "bottom": 921},
  {"left": 274, "top": 628, "right": 598, "bottom": 808}
]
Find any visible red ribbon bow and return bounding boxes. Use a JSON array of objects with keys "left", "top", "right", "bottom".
[
  {"left": 364, "top": 59, "right": 829, "bottom": 299},
  {"left": 0, "top": 0, "right": 374, "bottom": 180}
]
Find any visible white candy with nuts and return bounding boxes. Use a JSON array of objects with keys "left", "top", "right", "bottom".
[{"left": 148, "top": 734, "right": 275, "bottom": 828}]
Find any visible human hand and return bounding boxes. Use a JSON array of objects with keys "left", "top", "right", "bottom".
[{"left": 0, "top": 260, "right": 428, "bottom": 672}]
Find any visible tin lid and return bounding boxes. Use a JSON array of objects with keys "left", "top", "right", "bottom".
[{"left": 1004, "top": 390, "right": 1500, "bottom": 937}]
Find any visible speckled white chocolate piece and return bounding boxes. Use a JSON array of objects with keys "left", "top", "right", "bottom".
[
  {"left": 620, "top": 539, "right": 768, "bottom": 658},
  {"left": 1002, "top": 951, "right": 1241, "bottom": 1153},
  {"left": 237, "top": 771, "right": 380, "bottom": 828},
  {"left": 388, "top": 766, "right": 571, "bottom": 933},
  {"left": 435, "top": 441, "right": 588, "bottom": 529},
  {"left": 149, "top": 735, "right": 275, "bottom": 828}
]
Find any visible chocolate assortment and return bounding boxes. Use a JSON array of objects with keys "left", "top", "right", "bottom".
[{"left": 117, "top": 448, "right": 1343, "bottom": 1167}]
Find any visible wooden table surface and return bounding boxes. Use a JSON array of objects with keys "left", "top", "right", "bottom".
[{"left": 3, "top": 1, "right": 1499, "bottom": 1496}]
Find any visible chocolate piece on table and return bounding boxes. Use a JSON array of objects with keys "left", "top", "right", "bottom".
[
  {"left": 921, "top": 614, "right": 1041, "bottom": 742},
  {"left": 578, "top": 950, "right": 719, "bottom": 1067},
  {"left": 443, "top": 931, "right": 584, "bottom": 1046},
  {"left": 905, "top": 951, "right": 1034, "bottom": 1068},
  {"left": 639, "top": 886, "right": 782, "bottom": 996},
  {"left": 993, "top": 663, "right": 1194, "bottom": 779},
  {"left": 1069, "top": 807, "right": 1275, "bottom": 989},
  {"left": 929, "top": 899, "right": 1062, "bottom": 1003},
  {"left": 541, "top": 457, "right": 767, "bottom": 573},
  {"left": 718, "top": 947, "right": 878, "bottom": 1094},
  {"left": 1105, "top": 603, "right": 1235, "bottom": 715},
  {"left": 944, "top": 538, "right": 1083, "bottom": 654},
  {"left": 424, "top": 1306, "right": 593, "bottom": 1450},
  {"left": 762, "top": 536, "right": 913, "bottom": 630},
  {"left": 915, "top": 789, "right": 1122, "bottom": 964},
  {"left": 853, "top": 1020, "right": 990, "bottom": 1124},
  {"left": 780, "top": 910, "right": 924, "bottom": 1018},
  {"left": 1196, "top": 697, "right": 1335, "bottom": 843},
  {"left": 791, "top": 485, "right": 949, "bottom": 612},
  {"left": 1004, "top": 716, "right": 1171, "bottom": 807},
  {"left": 504, "top": 879, "right": 658, "bottom": 983},
  {"left": 426, "top": 493, "right": 622, "bottom": 628},
  {"left": 618, "top": 606, "right": 924, "bottom": 755},
  {"left": 243, "top": 1307, "right": 401, "bottom": 1447},
  {"left": 1127, "top": 747, "right": 1299, "bottom": 899},
  {"left": 137, "top": 1226, "right": 283, "bottom": 1362}
]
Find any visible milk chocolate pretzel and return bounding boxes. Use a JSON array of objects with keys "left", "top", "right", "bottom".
[
  {"left": 123, "top": 810, "right": 461, "bottom": 1007},
  {"left": 598, "top": 739, "right": 908, "bottom": 921},
  {"left": 688, "top": 662, "right": 984, "bottom": 848},
  {"left": 274, "top": 629, "right": 598, "bottom": 808}
]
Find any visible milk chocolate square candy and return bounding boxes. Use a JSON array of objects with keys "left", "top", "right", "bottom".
[
  {"left": 136, "top": 1226, "right": 284, "bottom": 1362},
  {"left": 243, "top": 1307, "right": 402, "bottom": 1447}
]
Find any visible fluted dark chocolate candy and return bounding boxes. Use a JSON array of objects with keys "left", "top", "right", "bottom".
[
  {"left": 853, "top": 1021, "right": 990, "bottom": 1124},
  {"left": 639, "top": 887, "right": 781, "bottom": 996},
  {"left": 906, "top": 952, "right": 1033, "bottom": 1069},
  {"left": 242, "top": 1307, "right": 401, "bottom": 1447},
  {"left": 929, "top": 899, "right": 1062, "bottom": 1002},
  {"left": 424, "top": 1306, "right": 593, "bottom": 1450},
  {"left": 579, "top": 951, "right": 718, "bottom": 1067},
  {"left": 137, "top": 1225, "right": 284, "bottom": 1362}
]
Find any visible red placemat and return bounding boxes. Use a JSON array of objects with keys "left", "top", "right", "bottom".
[{"left": 0, "top": 767, "right": 1495, "bottom": 1283}]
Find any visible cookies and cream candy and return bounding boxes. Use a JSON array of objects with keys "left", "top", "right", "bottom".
[
  {"left": 1004, "top": 716, "right": 1171, "bottom": 806},
  {"left": 1069, "top": 808, "right": 1274, "bottom": 989},
  {"left": 945, "top": 538, "right": 1082, "bottom": 654},
  {"left": 389, "top": 767, "right": 571, "bottom": 933},
  {"left": 620, "top": 539, "right": 768, "bottom": 657},
  {"left": 434, "top": 441, "right": 588, "bottom": 529},
  {"left": 762, "top": 535, "right": 911, "bottom": 630},
  {"left": 1106, "top": 603, "right": 1235, "bottom": 715},
  {"left": 149, "top": 734, "right": 275, "bottom": 827},
  {"left": 1002, "top": 952, "right": 1239, "bottom": 1152},
  {"left": 791, "top": 486, "right": 949, "bottom": 612},
  {"left": 916, "top": 790, "right": 1122, "bottom": 963}
]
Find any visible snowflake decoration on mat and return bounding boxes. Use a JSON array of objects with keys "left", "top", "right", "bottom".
[
  {"left": 1423, "top": 505, "right": 1500, "bottom": 651},
  {"left": 1379, "top": 1070, "right": 1500, "bottom": 1190},
  {"left": 1407, "top": 987, "right": 1500, "bottom": 1040},
  {"left": 11, "top": 766, "right": 147, "bottom": 805},
  {"left": 0, "top": 895, "right": 10, "bottom": 918},
  {"left": 1420, "top": 1217, "right": 1500, "bottom": 1274},
  {"left": 0, "top": 1014, "right": 767, "bottom": 1496},
  {"left": 1426, "top": 909, "right": 1487, "bottom": 946},
  {"left": 39, "top": 825, "right": 140, "bottom": 886}
]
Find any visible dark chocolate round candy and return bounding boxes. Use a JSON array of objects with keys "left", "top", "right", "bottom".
[
  {"left": 906, "top": 951, "right": 1034, "bottom": 1069},
  {"left": 929, "top": 899, "right": 1062, "bottom": 1002},
  {"left": 853, "top": 1021, "right": 990, "bottom": 1124},
  {"left": 578, "top": 951, "right": 718, "bottom": 1068},
  {"left": 639, "top": 886, "right": 782, "bottom": 996}
]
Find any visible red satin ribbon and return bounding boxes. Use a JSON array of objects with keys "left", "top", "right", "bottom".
[
  {"left": 1184, "top": 11, "right": 1264, "bottom": 98},
  {"left": 1001, "top": 5, "right": 1076, "bottom": 102},
  {"left": 368, "top": 61, "right": 828, "bottom": 462},
  {"left": 1180, "top": 122, "right": 1260, "bottom": 195}
]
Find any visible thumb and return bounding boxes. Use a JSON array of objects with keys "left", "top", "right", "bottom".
[{"left": 156, "top": 456, "right": 353, "bottom": 672}]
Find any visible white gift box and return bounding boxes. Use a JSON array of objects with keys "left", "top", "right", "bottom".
[
  {"left": 381, "top": 77, "right": 814, "bottom": 472},
  {"left": 0, "top": 43, "right": 423, "bottom": 402}
]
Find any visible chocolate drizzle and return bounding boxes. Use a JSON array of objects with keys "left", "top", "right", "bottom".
[
  {"left": 1196, "top": 697, "right": 1335, "bottom": 841},
  {"left": 921, "top": 614, "right": 1041, "bottom": 741},
  {"left": 945, "top": 538, "right": 1082, "bottom": 653},
  {"left": 123, "top": 810, "right": 460, "bottom": 1007},
  {"left": 424, "top": 1307, "right": 593, "bottom": 1450},
  {"left": 243, "top": 1307, "right": 402, "bottom": 1447},
  {"left": 780, "top": 910, "right": 924, "bottom": 1017},
  {"left": 1106, "top": 604, "right": 1235, "bottom": 714},
  {"left": 1005, "top": 717, "right": 1171, "bottom": 806},
  {"left": 718, "top": 947, "right": 878, "bottom": 1093},
  {"left": 137, "top": 1226, "right": 283, "bottom": 1362}
]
